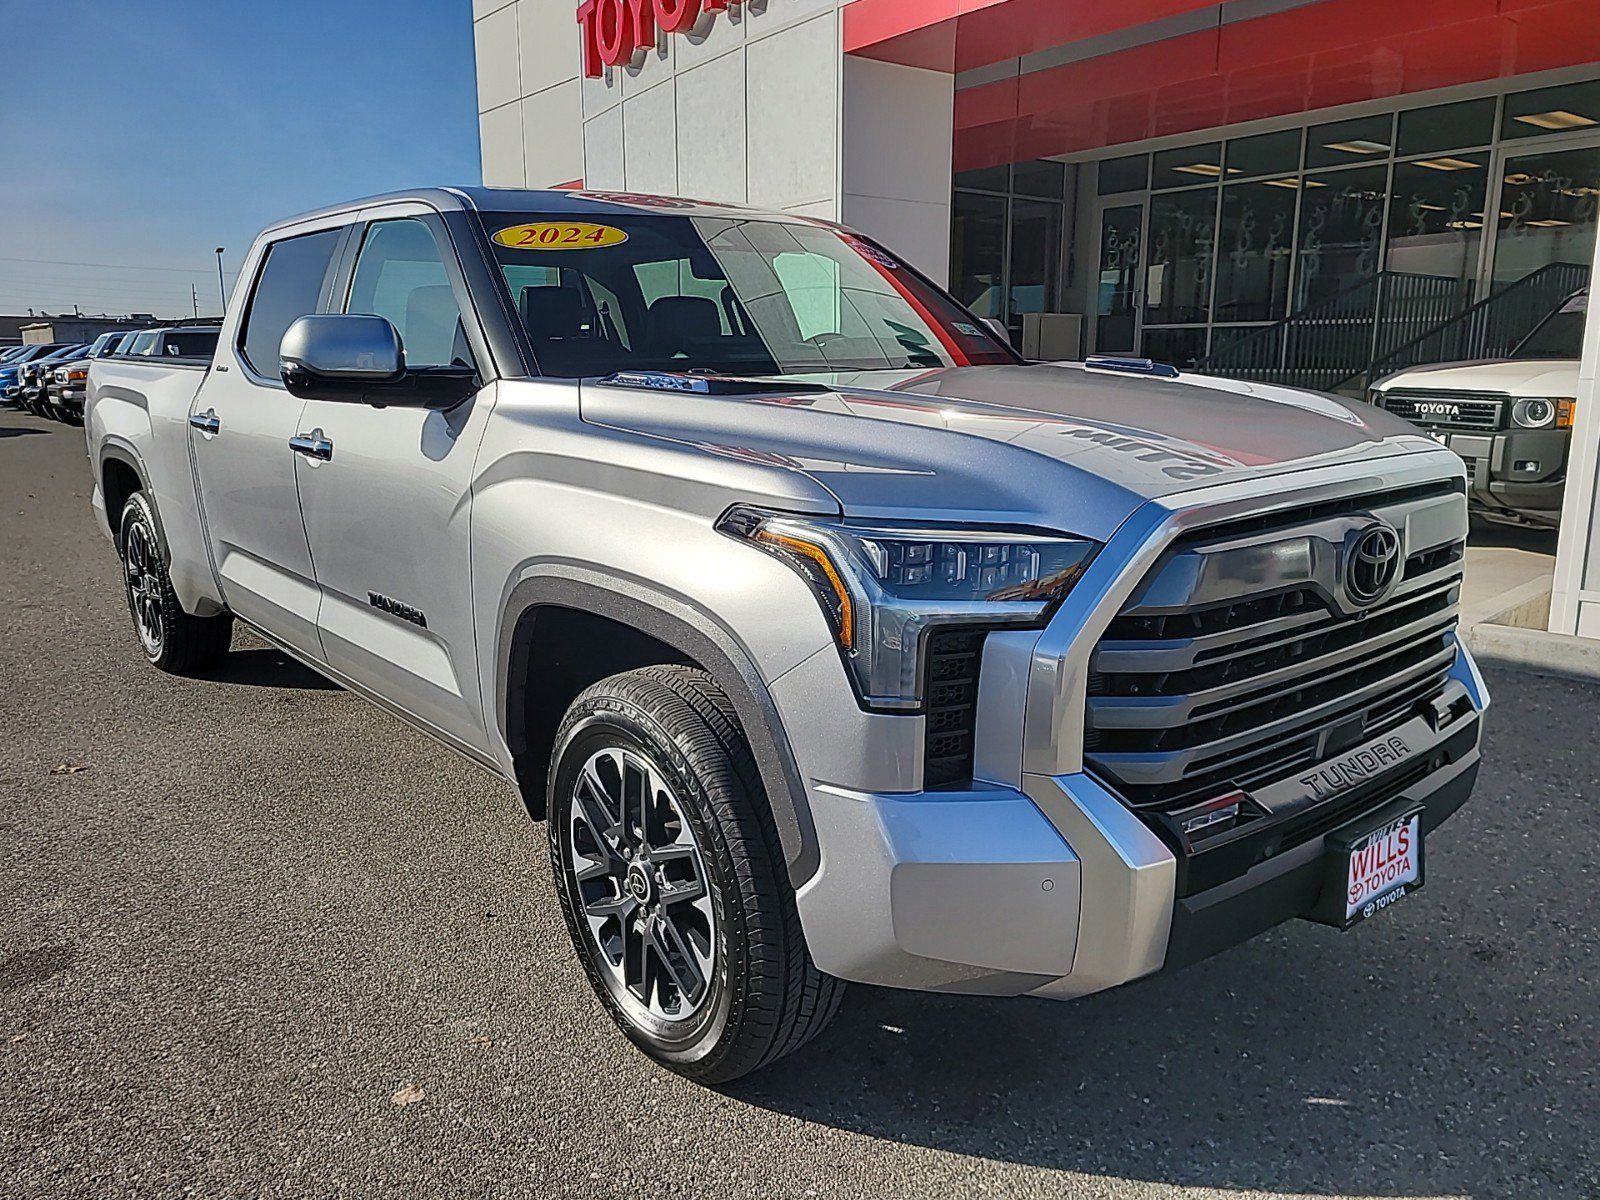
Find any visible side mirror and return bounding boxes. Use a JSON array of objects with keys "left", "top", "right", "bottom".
[{"left": 279, "top": 314, "right": 476, "bottom": 409}]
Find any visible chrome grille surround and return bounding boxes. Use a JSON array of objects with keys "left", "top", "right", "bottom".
[
  {"left": 1082, "top": 479, "right": 1466, "bottom": 816},
  {"left": 1380, "top": 388, "right": 1507, "bottom": 432}
]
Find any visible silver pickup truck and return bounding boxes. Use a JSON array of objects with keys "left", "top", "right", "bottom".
[{"left": 86, "top": 187, "right": 1488, "bottom": 1083}]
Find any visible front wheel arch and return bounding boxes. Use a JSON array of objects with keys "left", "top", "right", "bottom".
[{"left": 496, "top": 570, "right": 820, "bottom": 888}]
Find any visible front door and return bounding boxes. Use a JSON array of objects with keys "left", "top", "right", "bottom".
[
  {"left": 1093, "top": 202, "right": 1144, "bottom": 354},
  {"left": 191, "top": 225, "right": 346, "bottom": 660},
  {"left": 292, "top": 209, "right": 496, "bottom": 756}
]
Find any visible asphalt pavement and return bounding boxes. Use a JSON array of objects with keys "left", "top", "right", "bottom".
[{"left": 1, "top": 409, "right": 1596, "bottom": 1199}]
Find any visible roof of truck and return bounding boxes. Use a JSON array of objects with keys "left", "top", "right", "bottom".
[{"left": 264, "top": 186, "right": 819, "bottom": 237}]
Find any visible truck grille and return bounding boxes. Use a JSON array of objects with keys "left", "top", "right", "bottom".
[
  {"left": 1084, "top": 480, "right": 1465, "bottom": 815},
  {"left": 1380, "top": 389, "right": 1506, "bottom": 432},
  {"left": 924, "top": 628, "right": 985, "bottom": 788}
]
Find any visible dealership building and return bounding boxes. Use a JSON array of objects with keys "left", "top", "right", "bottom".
[{"left": 475, "top": 0, "right": 1600, "bottom": 647}]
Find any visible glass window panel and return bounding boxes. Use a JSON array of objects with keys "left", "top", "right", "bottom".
[
  {"left": 1225, "top": 129, "right": 1301, "bottom": 179},
  {"left": 951, "top": 191, "right": 1008, "bottom": 317},
  {"left": 1397, "top": 98, "right": 1496, "bottom": 156},
  {"left": 1141, "top": 326, "right": 1209, "bottom": 370},
  {"left": 1012, "top": 159, "right": 1066, "bottom": 198},
  {"left": 1306, "top": 114, "right": 1394, "bottom": 169},
  {"left": 1098, "top": 154, "right": 1149, "bottom": 195},
  {"left": 955, "top": 165, "right": 1011, "bottom": 192},
  {"left": 240, "top": 228, "right": 343, "bottom": 375},
  {"left": 1145, "top": 188, "right": 1216, "bottom": 324},
  {"left": 1008, "top": 199, "right": 1062, "bottom": 325},
  {"left": 1214, "top": 179, "right": 1297, "bottom": 322},
  {"left": 1385, "top": 156, "right": 1488, "bottom": 284},
  {"left": 346, "top": 218, "right": 471, "bottom": 369},
  {"left": 1493, "top": 145, "right": 1600, "bottom": 287},
  {"left": 1153, "top": 143, "right": 1222, "bottom": 190},
  {"left": 1294, "top": 165, "right": 1388, "bottom": 307},
  {"left": 1503, "top": 80, "right": 1600, "bottom": 140},
  {"left": 1095, "top": 204, "right": 1143, "bottom": 354}
]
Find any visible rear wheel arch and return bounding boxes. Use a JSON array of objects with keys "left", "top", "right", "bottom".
[
  {"left": 497, "top": 570, "right": 820, "bottom": 887},
  {"left": 100, "top": 445, "right": 155, "bottom": 551}
]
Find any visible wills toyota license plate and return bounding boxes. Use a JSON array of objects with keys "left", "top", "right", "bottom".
[{"left": 1336, "top": 811, "right": 1423, "bottom": 927}]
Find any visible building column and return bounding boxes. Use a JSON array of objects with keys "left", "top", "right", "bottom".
[
  {"left": 839, "top": 56, "right": 955, "bottom": 286},
  {"left": 1548, "top": 231, "right": 1600, "bottom": 637}
]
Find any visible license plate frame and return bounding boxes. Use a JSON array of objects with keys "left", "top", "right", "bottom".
[{"left": 1309, "top": 800, "right": 1425, "bottom": 930}]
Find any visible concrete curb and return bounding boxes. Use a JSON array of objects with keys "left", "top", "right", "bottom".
[{"left": 1466, "top": 622, "right": 1600, "bottom": 684}]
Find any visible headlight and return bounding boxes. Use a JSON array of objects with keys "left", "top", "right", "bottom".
[
  {"left": 718, "top": 506, "right": 1098, "bottom": 710},
  {"left": 1512, "top": 397, "right": 1576, "bottom": 429},
  {"left": 1513, "top": 397, "right": 1558, "bottom": 429}
]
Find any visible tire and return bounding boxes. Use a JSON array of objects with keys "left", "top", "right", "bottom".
[
  {"left": 548, "top": 665, "right": 842, "bottom": 1084},
  {"left": 118, "top": 492, "right": 233, "bottom": 674}
]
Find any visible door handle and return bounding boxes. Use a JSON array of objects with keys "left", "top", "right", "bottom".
[
  {"left": 188, "top": 409, "right": 221, "bottom": 435},
  {"left": 288, "top": 432, "right": 334, "bottom": 461}
]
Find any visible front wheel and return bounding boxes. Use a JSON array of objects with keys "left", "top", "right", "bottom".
[
  {"left": 118, "top": 492, "right": 233, "bottom": 674},
  {"left": 548, "top": 665, "right": 842, "bottom": 1083}
]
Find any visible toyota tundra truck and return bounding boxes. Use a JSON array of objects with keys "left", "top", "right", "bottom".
[{"left": 86, "top": 187, "right": 1488, "bottom": 1083}]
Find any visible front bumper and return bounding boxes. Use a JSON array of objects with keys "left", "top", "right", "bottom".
[
  {"left": 1434, "top": 428, "right": 1567, "bottom": 525},
  {"left": 792, "top": 637, "right": 1485, "bottom": 998}
]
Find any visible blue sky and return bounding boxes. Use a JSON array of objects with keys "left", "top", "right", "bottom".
[{"left": 0, "top": 0, "right": 481, "bottom": 318}]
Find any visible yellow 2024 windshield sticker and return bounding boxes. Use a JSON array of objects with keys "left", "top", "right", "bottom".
[{"left": 492, "top": 221, "right": 628, "bottom": 250}]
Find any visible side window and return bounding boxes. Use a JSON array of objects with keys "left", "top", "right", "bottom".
[
  {"left": 129, "top": 331, "right": 159, "bottom": 356},
  {"left": 345, "top": 218, "right": 474, "bottom": 370},
  {"left": 239, "top": 228, "right": 343, "bottom": 376}
]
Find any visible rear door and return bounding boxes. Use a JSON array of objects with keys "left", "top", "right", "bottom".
[
  {"left": 190, "top": 222, "right": 348, "bottom": 659},
  {"left": 291, "top": 204, "right": 497, "bottom": 755}
]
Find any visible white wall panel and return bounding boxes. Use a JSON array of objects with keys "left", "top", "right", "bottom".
[
  {"left": 475, "top": 4, "right": 521, "bottom": 112},
  {"left": 479, "top": 102, "right": 525, "bottom": 187},
  {"left": 676, "top": 52, "right": 749, "bottom": 203},
  {"left": 522, "top": 81, "right": 585, "bottom": 188},
  {"left": 623, "top": 79, "right": 680, "bottom": 195},
  {"left": 582, "top": 105, "right": 626, "bottom": 191},
  {"left": 746, "top": 12, "right": 839, "bottom": 209},
  {"left": 516, "top": 0, "right": 581, "bottom": 99}
]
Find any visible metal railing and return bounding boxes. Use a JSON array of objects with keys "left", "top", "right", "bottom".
[
  {"left": 1193, "top": 271, "right": 1471, "bottom": 394},
  {"left": 1351, "top": 261, "right": 1592, "bottom": 390}
]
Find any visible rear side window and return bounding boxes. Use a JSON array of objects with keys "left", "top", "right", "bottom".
[{"left": 239, "top": 228, "right": 343, "bottom": 376}]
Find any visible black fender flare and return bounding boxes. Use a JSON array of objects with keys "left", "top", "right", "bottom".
[
  {"left": 496, "top": 566, "right": 821, "bottom": 888},
  {"left": 98, "top": 440, "right": 164, "bottom": 552}
]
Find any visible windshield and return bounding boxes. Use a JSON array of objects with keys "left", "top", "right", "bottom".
[
  {"left": 483, "top": 211, "right": 1018, "bottom": 378},
  {"left": 1514, "top": 293, "right": 1587, "bottom": 360}
]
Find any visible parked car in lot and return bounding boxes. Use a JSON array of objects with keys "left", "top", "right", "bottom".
[
  {"left": 14, "top": 344, "right": 86, "bottom": 416},
  {"left": 86, "top": 187, "right": 1488, "bottom": 1082},
  {"left": 43, "top": 330, "right": 135, "bottom": 423},
  {"left": 1, "top": 342, "right": 73, "bottom": 407},
  {"left": 127, "top": 326, "right": 219, "bottom": 360},
  {"left": 1371, "top": 290, "right": 1586, "bottom": 528}
]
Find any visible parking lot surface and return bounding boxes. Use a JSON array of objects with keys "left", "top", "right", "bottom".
[{"left": 2, "top": 410, "right": 1596, "bottom": 1199}]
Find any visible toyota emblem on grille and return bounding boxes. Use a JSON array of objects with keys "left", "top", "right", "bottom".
[{"left": 1346, "top": 522, "right": 1401, "bottom": 606}]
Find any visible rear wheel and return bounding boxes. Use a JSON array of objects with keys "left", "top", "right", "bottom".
[
  {"left": 118, "top": 492, "right": 233, "bottom": 674},
  {"left": 548, "top": 665, "right": 842, "bottom": 1083}
]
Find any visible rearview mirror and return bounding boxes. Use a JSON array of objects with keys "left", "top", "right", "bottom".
[
  {"left": 279, "top": 314, "right": 476, "bottom": 409},
  {"left": 980, "top": 316, "right": 1013, "bottom": 347}
]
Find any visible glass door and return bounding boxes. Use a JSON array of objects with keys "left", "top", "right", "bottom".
[
  {"left": 1093, "top": 202, "right": 1144, "bottom": 354},
  {"left": 1489, "top": 140, "right": 1600, "bottom": 288}
]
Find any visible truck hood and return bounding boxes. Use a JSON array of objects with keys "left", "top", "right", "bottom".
[
  {"left": 1373, "top": 357, "right": 1580, "bottom": 397},
  {"left": 578, "top": 363, "right": 1440, "bottom": 542}
]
